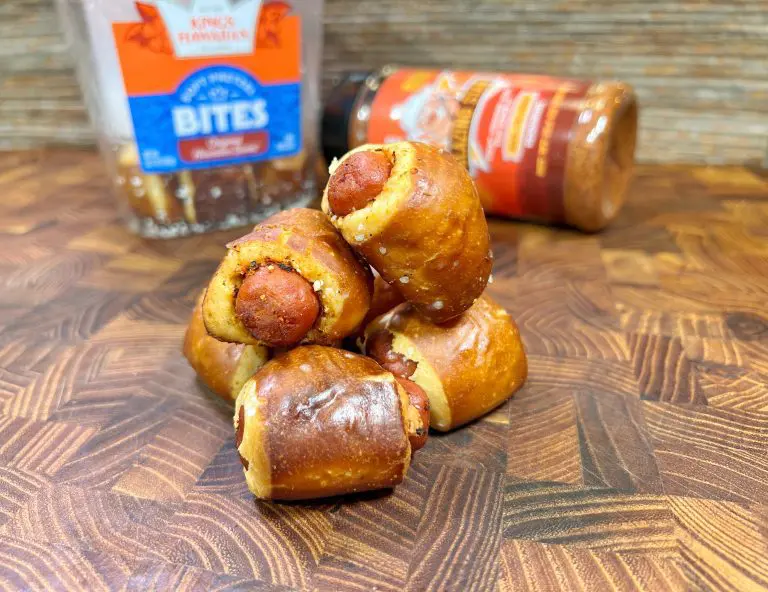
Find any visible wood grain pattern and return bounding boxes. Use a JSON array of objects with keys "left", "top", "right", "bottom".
[
  {"left": 644, "top": 403, "right": 768, "bottom": 506},
  {"left": 574, "top": 392, "right": 663, "bottom": 494},
  {"left": 0, "top": 485, "right": 180, "bottom": 561},
  {"left": 698, "top": 366, "right": 768, "bottom": 413},
  {"left": 503, "top": 483, "right": 678, "bottom": 556},
  {"left": 669, "top": 496, "right": 768, "bottom": 591},
  {"left": 498, "top": 539, "right": 688, "bottom": 592},
  {"left": 628, "top": 333, "right": 706, "bottom": 405},
  {"left": 123, "top": 560, "right": 291, "bottom": 592},
  {"left": 157, "top": 494, "right": 333, "bottom": 586},
  {"left": 314, "top": 463, "right": 432, "bottom": 592},
  {"left": 507, "top": 386, "right": 582, "bottom": 486},
  {"left": 407, "top": 465, "right": 504, "bottom": 592},
  {"left": 0, "top": 150, "right": 767, "bottom": 590},
  {"left": 0, "top": 538, "right": 133, "bottom": 592}
]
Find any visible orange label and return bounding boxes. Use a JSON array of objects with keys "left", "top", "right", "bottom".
[
  {"left": 112, "top": 1, "right": 302, "bottom": 174},
  {"left": 366, "top": 69, "right": 590, "bottom": 222}
]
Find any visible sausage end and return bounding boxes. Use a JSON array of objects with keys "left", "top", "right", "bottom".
[
  {"left": 235, "top": 266, "right": 320, "bottom": 347},
  {"left": 327, "top": 151, "right": 392, "bottom": 216}
]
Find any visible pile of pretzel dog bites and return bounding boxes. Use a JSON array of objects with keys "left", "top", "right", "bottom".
[{"left": 183, "top": 141, "right": 527, "bottom": 501}]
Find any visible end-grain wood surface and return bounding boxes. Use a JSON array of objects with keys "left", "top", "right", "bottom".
[{"left": 1, "top": 149, "right": 768, "bottom": 591}]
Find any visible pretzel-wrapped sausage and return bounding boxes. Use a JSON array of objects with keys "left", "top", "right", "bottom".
[
  {"left": 364, "top": 295, "right": 527, "bottom": 431},
  {"left": 117, "top": 143, "right": 256, "bottom": 226},
  {"left": 117, "top": 143, "right": 183, "bottom": 224},
  {"left": 183, "top": 293, "right": 270, "bottom": 401},
  {"left": 322, "top": 141, "right": 492, "bottom": 323},
  {"left": 203, "top": 208, "right": 373, "bottom": 348},
  {"left": 234, "top": 346, "right": 427, "bottom": 501}
]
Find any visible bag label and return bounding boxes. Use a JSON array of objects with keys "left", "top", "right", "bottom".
[
  {"left": 112, "top": 0, "right": 301, "bottom": 174},
  {"left": 367, "top": 69, "right": 590, "bottom": 221}
]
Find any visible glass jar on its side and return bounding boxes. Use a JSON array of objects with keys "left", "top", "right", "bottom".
[
  {"left": 323, "top": 67, "right": 638, "bottom": 232},
  {"left": 58, "top": 0, "right": 323, "bottom": 238}
]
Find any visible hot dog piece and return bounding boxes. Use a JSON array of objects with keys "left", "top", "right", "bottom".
[
  {"left": 327, "top": 151, "right": 392, "bottom": 216},
  {"left": 234, "top": 266, "right": 320, "bottom": 347},
  {"left": 364, "top": 324, "right": 430, "bottom": 439},
  {"left": 359, "top": 331, "right": 427, "bottom": 448},
  {"left": 203, "top": 208, "right": 373, "bottom": 347},
  {"left": 234, "top": 346, "right": 418, "bottom": 501},
  {"left": 322, "top": 142, "right": 492, "bottom": 323},
  {"left": 183, "top": 292, "right": 270, "bottom": 401},
  {"left": 365, "top": 329, "right": 417, "bottom": 378},
  {"left": 365, "top": 295, "right": 527, "bottom": 431},
  {"left": 396, "top": 377, "right": 430, "bottom": 450}
]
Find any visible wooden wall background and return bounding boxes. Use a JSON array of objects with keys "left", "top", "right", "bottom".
[{"left": 2, "top": 0, "right": 767, "bottom": 165}]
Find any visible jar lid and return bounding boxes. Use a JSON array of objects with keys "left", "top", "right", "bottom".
[{"left": 321, "top": 72, "right": 370, "bottom": 164}]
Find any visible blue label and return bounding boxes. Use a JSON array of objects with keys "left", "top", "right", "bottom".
[{"left": 128, "top": 65, "right": 301, "bottom": 173}]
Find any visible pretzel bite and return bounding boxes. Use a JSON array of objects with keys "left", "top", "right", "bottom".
[
  {"left": 364, "top": 295, "right": 527, "bottom": 431},
  {"left": 322, "top": 141, "right": 492, "bottom": 323},
  {"left": 183, "top": 293, "right": 270, "bottom": 401},
  {"left": 116, "top": 143, "right": 183, "bottom": 223},
  {"left": 171, "top": 166, "right": 253, "bottom": 225},
  {"left": 234, "top": 346, "right": 426, "bottom": 501},
  {"left": 259, "top": 150, "right": 313, "bottom": 205},
  {"left": 203, "top": 208, "right": 373, "bottom": 347}
]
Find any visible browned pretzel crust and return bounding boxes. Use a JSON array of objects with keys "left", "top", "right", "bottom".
[{"left": 322, "top": 142, "right": 492, "bottom": 323}]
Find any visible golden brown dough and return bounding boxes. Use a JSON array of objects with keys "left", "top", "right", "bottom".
[
  {"left": 203, "top": 208, "right": 373, "bottom": 347},
  {"left": 234, "top": 346, "right": 425, "bottom": 500},
  {"left": 183, "top": 293, "right": 270, "bottom": 401},
  {"left": 364, "top": 271, "right": 405, "bottom": 327},
  {"left": 117, "top": 143, "right": 183, "bottom": 223},
  {"left": 116, "top": 143, "right": 256, "bottom": 226},
  {"left": 321, "top": 141, "right": 492, "bottom": 323},
  {"left": 364, "top": 294, "right": 527, "bottom": 431},
  {"left": 349, "top": 271, "right": 406, "bottom": 347}
]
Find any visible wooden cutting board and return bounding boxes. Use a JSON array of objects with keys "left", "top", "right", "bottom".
[{"left": 0, "top": 150, "right": 767, "bottom": 591}]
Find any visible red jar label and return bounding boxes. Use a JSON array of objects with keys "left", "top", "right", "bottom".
[{"left": 366, "top": 69, "right": 590, "bottom": 221}]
